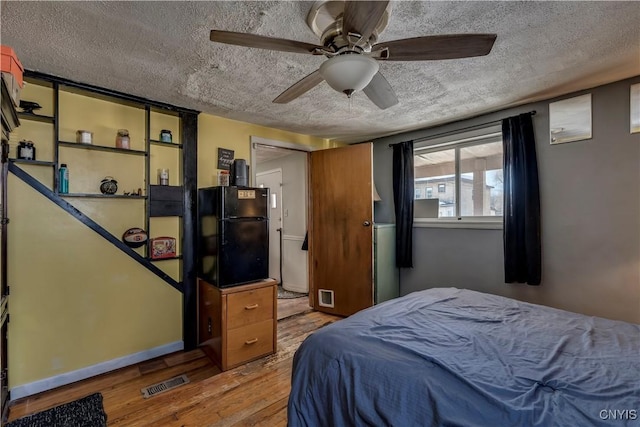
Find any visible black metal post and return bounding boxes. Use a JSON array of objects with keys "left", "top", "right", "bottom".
[{"left": 180, "top": 112, "right": 198, "bottom": 350}]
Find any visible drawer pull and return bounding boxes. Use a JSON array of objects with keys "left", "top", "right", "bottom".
[
  {"left": 245, "top": 338, "right": 258, "bottom": 345},
  {"left": 244, "top": 304, "right": 259, "bottom": 310}
]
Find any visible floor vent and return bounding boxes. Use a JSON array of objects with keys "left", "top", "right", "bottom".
[{"left": 141, "top": 374, "right": 189, "bottom": 399}]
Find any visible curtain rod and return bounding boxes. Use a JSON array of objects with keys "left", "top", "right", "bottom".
[{"left": 389, "top": 110, "right": 536, "bottom": 147}]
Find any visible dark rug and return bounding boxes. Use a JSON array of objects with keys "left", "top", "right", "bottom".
[
  {"left": 277, "top": 285, "right": 308, "bottom": 299},
  {"left": 7, "top": 393, "right": 107, "bottom": 427}
]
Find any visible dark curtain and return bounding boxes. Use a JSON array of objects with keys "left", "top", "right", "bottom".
[
  {"left": 502, "top": 113, "right": 541, "bottom": 285},
  {"left": 392, "top": 141, "right": 414, "bottom": 268}
]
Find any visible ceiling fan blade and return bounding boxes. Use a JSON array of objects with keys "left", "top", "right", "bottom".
[
  {"left": 210, "top": 30, "right": 323, "bottom": 54},
  {"left": 363, "top": 72, "right": 399, "bottom": 110},
  {"left": 373, "top": 34, "right": 497, "bottom": 61},
  {"left": 343, "top": 1, "right": 390, "bottom": 41},
  {"left": 273, "top": 70, "right": 325, "bottom": 104}
]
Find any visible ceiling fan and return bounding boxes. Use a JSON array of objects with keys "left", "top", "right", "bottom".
[{"left": 209, "top": 0, "right": 497, "bottom": 109}]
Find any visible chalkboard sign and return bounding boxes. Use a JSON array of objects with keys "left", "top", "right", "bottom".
[{"left": 217, "top": 148, "right": 234, "bottom": 170}]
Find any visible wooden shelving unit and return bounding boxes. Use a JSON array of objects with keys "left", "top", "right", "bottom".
[
  {"left": 17, "top": 112, "right": 54, "bottom": 124},
  {"left": 9, "top": 159, "right": 55, "bottom": 167},
  {"left": 58, "top": 141, "right": 147, "bottom": 156},
  {"left": 12, "top": 70, "right": 200, "bottom": 349},
  {"left": 149, "top": 139, "right": 183, "bottom": 149},
  {"left": 61, "top": 193, "right": 147, "bottom": 199},
  {"left": 147, "top": 255, "right": 183, "bottom": 262}
]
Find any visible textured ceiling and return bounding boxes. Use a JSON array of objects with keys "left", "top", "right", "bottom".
[{"left": 1, "top": 1, "right": 639, "bottom": 143}]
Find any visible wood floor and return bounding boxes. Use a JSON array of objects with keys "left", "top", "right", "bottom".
[
  {"left": 7, "top": 309, "right": 340, "bottom": 426},
  {"left": 277, "top": 296, "right": 311, "bottom": 320}
]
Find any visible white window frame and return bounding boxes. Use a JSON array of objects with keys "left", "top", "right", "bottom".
[{"left": 413, "top": 125, "right": 503, "bottom": 229}]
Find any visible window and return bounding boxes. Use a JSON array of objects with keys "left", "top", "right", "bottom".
[
  {"left": 460, "top": 142, "right": 503, "bottom": 216},
  {"left": 414, "top": 125, "right": 503, "bottom": 219},
  {"left": 414, "top": 188, "right": 422, "bottom": 199}
]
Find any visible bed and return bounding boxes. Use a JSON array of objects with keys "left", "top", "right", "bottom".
[{"left": 288, "top": 288, "right": 640, "bottom": 427}]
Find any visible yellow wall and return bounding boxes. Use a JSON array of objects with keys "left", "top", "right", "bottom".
[
  {"left": 8, "top": 82, "right": 338, "bottom": 389},
  {"left": 197, "top": 114, "right": 340, "bottom": 188},
  {"left": 8, "top": 81, "right": 185, "bottom": 388},
  {"left": 8, "top": 176, "right": 182, "bottom": 386}
]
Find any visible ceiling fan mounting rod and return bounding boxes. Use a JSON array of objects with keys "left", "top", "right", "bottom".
[
  {"left": 317, "top": 44, "right": 366, "bottom": 59},
  {"left": 336, "top": 46, "right": 365, "bottom": 56},
  {"left": 346, "top": 32, "right": 365, "bottom": 49}
]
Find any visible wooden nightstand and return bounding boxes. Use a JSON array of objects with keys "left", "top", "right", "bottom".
[{"left": 198, "top": 278, "right": 277, "bottom": 370}]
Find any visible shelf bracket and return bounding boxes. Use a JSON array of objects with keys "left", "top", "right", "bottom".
[{"left": 8, "top": 162, "right": 183, "bottom": 292}]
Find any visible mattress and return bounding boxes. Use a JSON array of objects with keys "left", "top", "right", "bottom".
[{"left": 288, "top": 288, "right": 640, "bottom": 426}]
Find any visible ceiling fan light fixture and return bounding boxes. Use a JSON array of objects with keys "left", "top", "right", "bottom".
[{"left": 319, "top": 54, "right": 379, "bottom": 96}]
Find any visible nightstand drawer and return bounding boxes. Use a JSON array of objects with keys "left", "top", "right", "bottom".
[
  {"left": 226, "top": 319, "right": 274, "bottom": 368},
  {"left": 227, "top": 286, "right": 273, "bottom": 329}
]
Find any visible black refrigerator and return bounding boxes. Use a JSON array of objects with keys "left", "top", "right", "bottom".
[{"left": 198, "top": 186, "right": 269, "bottom": 288}]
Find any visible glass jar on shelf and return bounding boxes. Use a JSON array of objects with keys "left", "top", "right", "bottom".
[
  {"left": 115, "top": 129, "right": 130, "bottom": 149},
  {"left": 160, "top": 129, "right": 172, "bottom": 143},
  {"left": 157, "top": 168, "right": 169, "bottom": 186}
]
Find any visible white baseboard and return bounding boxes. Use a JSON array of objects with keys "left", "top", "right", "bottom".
[{"left": 11, "top": 341, "right": 184, "bottom": 400}]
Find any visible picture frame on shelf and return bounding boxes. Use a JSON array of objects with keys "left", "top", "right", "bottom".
[{"left": 150, "top": 236, "right": 177, "bottom": 259}]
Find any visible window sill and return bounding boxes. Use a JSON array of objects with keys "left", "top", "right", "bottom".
[{"left": 413, "top": 218, "right": 503, "bottom": 230}]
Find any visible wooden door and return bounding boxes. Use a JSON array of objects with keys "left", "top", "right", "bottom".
[{"left": 309, "top": 143, "right": 373, "bottom": 316}]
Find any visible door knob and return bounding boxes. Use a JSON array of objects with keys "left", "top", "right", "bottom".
[{"left": 363, "top": 220, "right": 371, "bottom": 227}]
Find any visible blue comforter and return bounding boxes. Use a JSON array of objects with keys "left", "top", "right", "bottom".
[{"left": 288, "top": 288, "right": 640, "bottom": 427}]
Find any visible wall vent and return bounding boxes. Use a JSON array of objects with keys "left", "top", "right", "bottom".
[
  {"left": 141, "top": 374, "right": 189, "bottom": 398},
  {"left": 318, "top": 289, "right": 334, "bottom": 308}
]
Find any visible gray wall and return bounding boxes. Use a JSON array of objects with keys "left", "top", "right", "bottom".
[{"left": 373, "top": 77, "right": 640, "bottom": 323}]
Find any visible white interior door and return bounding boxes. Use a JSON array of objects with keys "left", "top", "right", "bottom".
[{"left": 256, "top": 169, "right": 282, "bottom": 283}]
